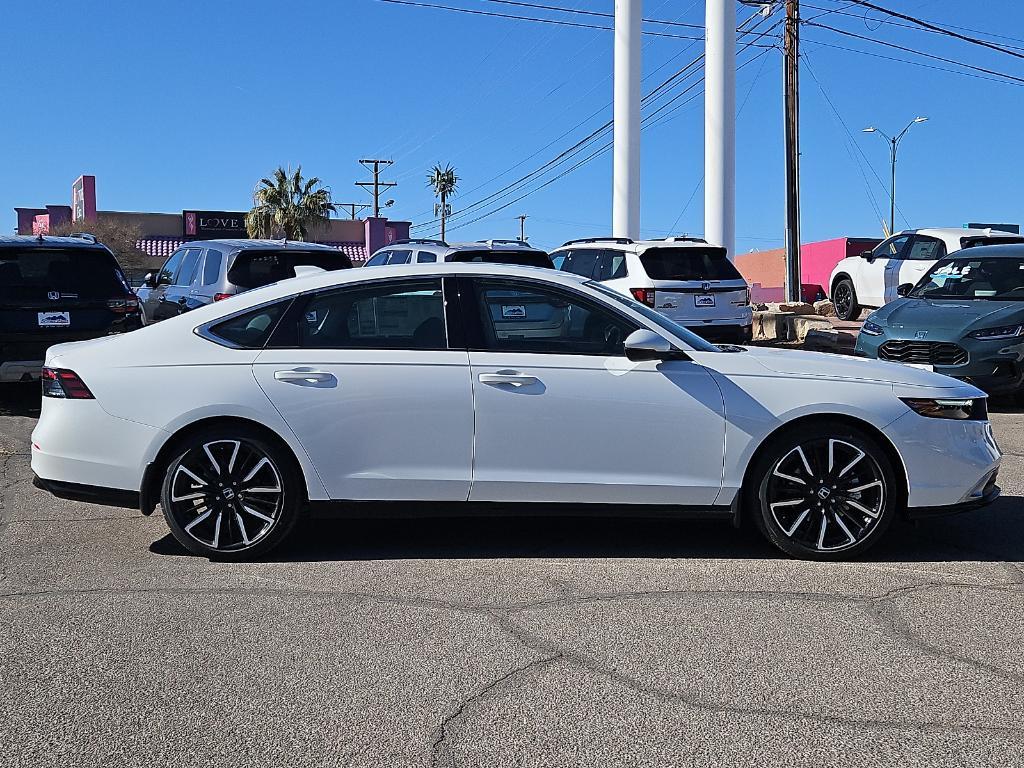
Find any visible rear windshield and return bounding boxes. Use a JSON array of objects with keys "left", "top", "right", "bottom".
[
  {"left": 961, "top": 236, "right": 1024, "bottom": 249},
  {"left": 227, "top": 249, "right": 352, "bottom": 290},
  {"left": 0, "top": 248, "right": 128, "bottom": 301},
  {"left": 448, "top": 249, "right": 553, "bottom": 268},
  {"left": 639, "top": 247, "right": 740, "bottom": 281}
]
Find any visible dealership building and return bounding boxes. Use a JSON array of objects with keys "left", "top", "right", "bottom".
[{"left": 14, "top": 175, "right": 410, "bottom": 267}]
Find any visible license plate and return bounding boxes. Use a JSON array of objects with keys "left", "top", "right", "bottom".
[
  {"left": 694, "top": 294, "right": 716, "bottom": 307},
  {"left": 37, "top": 311, "right": 70, "bottom": 328},
  {"left": 904, "top": 362, "right": 934, "bottom": 372}
]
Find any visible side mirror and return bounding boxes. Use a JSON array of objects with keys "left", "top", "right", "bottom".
[
  {"left": 896, "top": 283, "right": 914, "bottom": 297},
  {"left": 143, "top": 272, "right": 157, "bottom": 288},
  {"left": 860, "top": 250, "right": 875, "bottom": 261},
  {"left": 624, "top": 329, "right": 682, "bottom": 362}
]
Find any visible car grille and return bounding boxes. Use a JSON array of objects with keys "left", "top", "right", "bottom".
[{"left": 879, "top": 340, "right": 968, "bottom": 366}]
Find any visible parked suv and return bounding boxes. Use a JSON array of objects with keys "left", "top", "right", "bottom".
[
  {"left": 549, "top": 237, "right": 752, "bottom": 342},
  {"left": 365, "top": 238, "right": 552, "bottom": 268},
  {"left": 0, "top": 234, "right": 140, "bottom": 383},
  {"left": 136, "top": 239, "right": 351, "bottom": 324},
  {"left": 829, "top": 227, "right": 1024, "bottom": 321}
]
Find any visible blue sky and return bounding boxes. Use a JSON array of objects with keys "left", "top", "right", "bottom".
[{"left": 3, "top": 0, "right": 1023, "bottom": 252}]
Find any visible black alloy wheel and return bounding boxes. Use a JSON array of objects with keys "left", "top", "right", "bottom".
[
  {"left": 833, "top": 279, "right": 860, "bottom": 322},
  {"left": 161, "top": 427, "right": 301, "bottom": 559}
]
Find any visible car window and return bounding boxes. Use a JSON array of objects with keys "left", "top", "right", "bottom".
[
  {"left": 227, "top": 249, "right": 350, "bottom": 290},
  {"left": 158, "top": 249, "right": 185, "bottom": 285},
  {"left": 365, "top": 252, "right": 389, "bottom": 267},
  {"left": 961, "top": 236, "right": 1024, "bottom": 249},
  {"left": 417, "top": 251, "right": 438, "bottom": 263},
  {"left": 283, "top": 278, "right": 446, "bottom": 350},
  {"left": 905, "top": 237, "right": 945, "bottom": 261},
  {"left": 0, "top": 247, "right": 128, "bottom": 301},
  {"left": 470, "top": 279, "right": 637, "bottom": 356},
  {"left": 872, "top": 235, "right": 910, "bottom": 260},
  {"left": 448, "top": 249, "right": 553, "bottom": 267},
  {"left": 201, "top": 249, "right": 224, "bottom": 286},
  {"left": 550, "top": 252, "right": 567, "bottom": 270},
  {"left": 638, "top": 247, "right": 740, "bottom": 280},
  {"left": 562, "top": 250, "right": 600, "bottom": 279},
  {"left": 175, "top": 247, "right": 203, "bottom": 286},
  {"left": 385, "top": 250, "right": 413, "bottom": 265},
  {"left": 594, "top": 249, "right": 628, "bottom": 281},
  {"left": 207, "top": 301, "right": 289, "bottom": 348}
]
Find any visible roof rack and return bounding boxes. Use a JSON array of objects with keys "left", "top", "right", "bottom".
[
  {"left": 560, "top": 237, "right": 634, "bottom": 247},
  {"left": 69, "top": 233, "right": 99, "bottom": 243},
  {"left": 389, "top": 238, "right": 448, "bottom": 247},
  {"left": 475, "top": 239, "right": 533, "bottom": 248},
  {"left": 658, "top": 236, "right": 707, "bottom": 244}
]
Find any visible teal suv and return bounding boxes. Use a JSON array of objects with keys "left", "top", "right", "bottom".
[{"left": 856, "top": 244, "right": 1024, "bottom": 397}]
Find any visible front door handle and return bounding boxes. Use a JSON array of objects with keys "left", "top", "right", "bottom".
[
  {"left": 274, "top": 369, "right": 336, "bottom": 385},
  {"left": 478, "top": 371, "right": 539, "bottom": 387}
]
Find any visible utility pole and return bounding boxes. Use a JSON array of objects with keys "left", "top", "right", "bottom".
[
  {"left": 356, "top": 159, "right": 397, "bottom": 218},
  {"left": 783, "top": 0, "right": 802, "bottom": 303},
  {"left": 336, "top": 202, "right": 371, "bottom": 220},
  {"left": 612, "top": 0, "right": 642, "bottom": 240},
  {"left": 517, "top": 214, "right": 528, "bottom": 241},
  {"left": 705, "top": 0, "right": 736, "bottom": 260}
]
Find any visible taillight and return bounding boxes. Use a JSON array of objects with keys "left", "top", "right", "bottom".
[
  {"left": 630, "top": 287, "right": 656, "bottom": 307},
  {"left": 41, "top": 368, "right": 94, "bottom": 399},
  {"left": 745, "top": 286, "right": 751, "bottom": 305},
  {"left": 214, "top": 293, "right": 233, "bottom": 302},
  {"left": 107, "top": 297, "right": 139, "bottom": 313}
]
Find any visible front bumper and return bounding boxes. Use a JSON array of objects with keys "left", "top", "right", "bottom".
[{"left": 907, "top": 474, "right": 1000, "bottom": 519}]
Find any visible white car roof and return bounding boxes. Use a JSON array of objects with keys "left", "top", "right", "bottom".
[
  {"left": 552, "top": 237, "right": 721, "bottom": 254},
  {"left": 903, "top": 227, "right": 1020, "bottom": 239}
]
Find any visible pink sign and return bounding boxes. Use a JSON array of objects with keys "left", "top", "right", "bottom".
[
  {"left": 32, "top": 215, "right": 50, "bottom": 234},
  {"left": 185, "top": 211, "right": 198, "bottom": 236},
  {"left": 71, "top": 175, "right": 97, "bottom": 222}
]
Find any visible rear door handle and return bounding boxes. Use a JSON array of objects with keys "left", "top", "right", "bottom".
[
  {"left": 478, "top": 371, "right": 538, "bottom": 387},
  {"left": 274, "top": 369, "right": 336, "bottom": 385}
]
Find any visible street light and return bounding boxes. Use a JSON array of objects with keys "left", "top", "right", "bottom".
[{"left": 863, "top": 117, "right": 929, "bottom": 236}]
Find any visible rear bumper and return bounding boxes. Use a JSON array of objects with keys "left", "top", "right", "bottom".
[
  {"left": 32, "top": 474, "right": 140, "bottom": 510},
  {"left": 0, "top": 360, "right": 42, "bottom": 382},
  {"left": 687, "top": 322, "right": 753, "bottom": 343}
]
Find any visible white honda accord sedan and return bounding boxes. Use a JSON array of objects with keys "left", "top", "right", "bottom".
[{"left": 31, "top": 263, "right": 1000, "bottom": 560}]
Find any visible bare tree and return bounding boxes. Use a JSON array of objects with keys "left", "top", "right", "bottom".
[{"left": 49, "top": 217, "right": 152, "bottom": 274}]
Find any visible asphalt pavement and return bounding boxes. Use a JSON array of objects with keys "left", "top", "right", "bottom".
[{"left": 1, "top": 382, "right": 1022, "bottom": 767}]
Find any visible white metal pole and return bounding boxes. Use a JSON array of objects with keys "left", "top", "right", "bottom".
[
  {"left": 613, "top": 0, "right": 642, "bottom": 240},
  {"left": 704, "top": 0, "right": 736, "bottom": 259}
]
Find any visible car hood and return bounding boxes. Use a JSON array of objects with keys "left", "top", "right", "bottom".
[
  {"left": 871, "top": 297, "right": 1024, "bottom": 332},
  {"left": 715, "top": 345, "right": 970, "bottom": 388}
]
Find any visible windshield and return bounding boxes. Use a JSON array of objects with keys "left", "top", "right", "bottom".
[
  {"left": 639, "top": 246, "right": 740, "bottom": 281},
  {"left": 911, "top": 256, "right": 1024, "bottom": 300},
  {"left": 0, "top": 247, "right": 128, "bottom": 302},
  {"left": 585, "top": 280, "right": 721, "bottom": 352}
]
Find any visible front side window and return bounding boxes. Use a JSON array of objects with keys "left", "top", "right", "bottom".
[
  {"left": 279, "top": 278, "right": 447, "bottom": 350},
  {"left": 470, "top": 279, "right": 637, "bottom": 356},
  {"left": 905, "top": 237, "right": 945, "bottom": 261},
  {"left": 872, "top": 235, "right": 910, "bottom": 260},
  {"left": 594, "top": 250, "right": 628, "bottom": 281},
  {"left": 911, "top": 257, "right": 1024, "bottom": 300},
  {"left": 159, "top": 250, "right": 185, "bottom": 285},
  {"left": 585, "top": 281, "right": 721, "bottom": 352},
  {"left": 561, "top": 250, "right": 599, "bottom": 279},
  {"left": 365, "top": 252, "right": 389, "bottom": 267},
  {"left": 551, "top": 251, "right": 567, "bottom": 270},
  {"left": 207, "top": 301, "right": 289, "bottom": 348},
  {"left": 385, "top": 250, "right": 413, "bottom": 265}
]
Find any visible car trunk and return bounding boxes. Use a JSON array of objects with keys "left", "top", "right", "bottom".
[
  {"left": 0, "top": 248, "right": 129, "bottom": 352},
  {"left": 638, "top": 246, "right": 747, "bottom": 323}
]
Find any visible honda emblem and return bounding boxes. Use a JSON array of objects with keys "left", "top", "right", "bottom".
[
  {"left": 47, "top": 291, "right": 60, "bottom": 301},
  {"left": 701, "top": 281, "right": 711, "bottom": 292}
]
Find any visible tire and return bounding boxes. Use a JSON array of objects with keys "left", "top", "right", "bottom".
[
  {"left": 745, "top": 421, "right": 898, "bottom": 560},
  {"left": 832, "top": 278, "right": 860, "bottom": 321},
  {"left": 160, "top": 425, "right": 303, "bottom": 560}
]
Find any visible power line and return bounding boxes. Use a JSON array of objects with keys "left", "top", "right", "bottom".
[
  {"left": 473, "top": 0, "right": 704, "bottom": 30},
  {"left": 803, "top": 21, "right": 1024, "bottom": 86},
  {"left": 840, "top": 0, "right": 1024, "bottom": 61}
]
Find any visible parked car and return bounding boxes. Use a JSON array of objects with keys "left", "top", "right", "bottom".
[
  {"left": 856, "top": 243, "right": 1024, "bottom": 398},
  {"left": 365, "top": 238, "right": 552, "bottom": 268},
  {"left": 0, "top": 234, "right": 140, "bottom": 383},
  {"left": 549, "top": 236, "right": 752, "bottom": 343},
  {"left": 31, "top": 263, "right": 999, "bottom": 561},
  {"left": 829, "top": 228, "right": 1024, "bottom": 321},
  {"left": 136, "top": 239, "right": 351, "bottom": 324}
]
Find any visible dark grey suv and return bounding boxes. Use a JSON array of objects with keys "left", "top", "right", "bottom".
[{"left": 136, "top": 239, "right": 352, "bottom": 324}]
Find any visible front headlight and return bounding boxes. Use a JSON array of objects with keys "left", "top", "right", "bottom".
[
  {"left": 861, "top": 320, "right": 885, "bottom": 336},
  {"left": 967, "top": 324, "right": 1024, "bottom": 340},
  {"left": 901, "top": 397, "right": 987, "bottom": 420}
]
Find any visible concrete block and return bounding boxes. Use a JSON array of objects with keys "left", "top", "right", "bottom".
[
  {"left": 813, "top": 299, "right": 836, "bottom": 317},
  {"left": 752, "top": 311, "right": 791, "bottom": 341},
  {"left": 767, "top": 302, "right": 816, "bottom": 315},
  {"left": 788, "top": 315, "right": 834, "bottom": 343}
]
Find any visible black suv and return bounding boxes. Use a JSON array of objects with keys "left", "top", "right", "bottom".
[
  {"left": 0, "top": 234, "right": 140, "bottom": 383},
  {"left": 136, "top": 239, "right": 352, "bottom": 324}
]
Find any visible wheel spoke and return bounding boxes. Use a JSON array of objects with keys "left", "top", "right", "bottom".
[
  {"left": 242, "top": 504, "right": 275, "bottom": 524},
  {"left": 782, "top": 508, "right": 811, "bottom": 537},
  {"left": 831, "top": 513, "right": 858, "bottom": 546},
  {"left": 816, "top": 515, "right": 828, "bottom": 550},
  {"left": 844, "top": 497, "right": 880, "bottom": 519},
  {"left": 845, "top": 480, "right": 882, "bottom": 494},
  {"left": 203, "top": 444, "right": 222, "bottom": 475},
  {"left": 242, "top": 457, "right": 272, "bottom": 484},
  {"left": 211, "top": 512, "right": 222, "bottom": 549},
  {"left": 795, "top": 446, "right": 815, "bottom": 479},
  {"left": 184, "top": 508, "right": 212, "bottom": 533},
  {"left": 837, "top": 447, "right": 866, "bottom": 479},
  {"left": 234, "top": 512, "right": 251, "bottom": 546}
]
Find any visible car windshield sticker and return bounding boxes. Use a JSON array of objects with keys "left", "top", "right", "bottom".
[
  {"left": 304, "top": 310, "right": 318, "bottom": 323},
  {"left": 501, "top": 305, "right": 527, "bottom": 318}
]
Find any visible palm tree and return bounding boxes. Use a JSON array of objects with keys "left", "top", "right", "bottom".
[
  {"left": 246, "top": 166, "right": 335, "bottom": 241},
  {"left": 427, "top": 164, "right": 459, "bottom": 241}
]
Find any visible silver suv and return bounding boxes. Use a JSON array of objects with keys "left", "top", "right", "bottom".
[
  {"left": 365, "top": 239, "right": 552, "bottom": 268},
  {"left": 549, "top": 237, "right": 752, "bottom": 343},
  {"left": 136, "top": 239, "right": 352, "bottom": 324}
]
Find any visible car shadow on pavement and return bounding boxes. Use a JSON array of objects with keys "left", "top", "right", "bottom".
[
  {"left": 149, "top": 494, "right": 1024, "bottom": 564},
  {"left": 0, "top": 383, "right": 41, "bottom": 417}
]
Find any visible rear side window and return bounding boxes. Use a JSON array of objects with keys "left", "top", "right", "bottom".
[
  {"left": 417, "top": 251, "right": 438, "bottom": 263},
  {"left": 639, "top": 247, "right": 741, "bottom": 281},
  {"left": 450, "top": 249, "right": 553, "bottom": 268},
  {"left": 227, "top": 249, "right": 351, "bottom": 290},
  {"left": 594, "top": 250, "right": 627, "bottom": 280},
  {"left": 0, "top": 248, "right": 128, "bottom": 301},
  {"left": 207, "top": 301, "right": 289, "bottom": 348},
  {"left": 905, "top": 238, "right": 945, "bottom": 261},
  {"left": 202, "top": 249, "right": 224, "bottom": 286}
]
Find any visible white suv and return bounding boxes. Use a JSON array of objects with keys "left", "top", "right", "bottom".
[
  {"left": 365, "top": 238, "right": 552, "bottom": 268},
  {"left": 829, "top": 227, "right": 1024, "bottom": 320},
  {"left": 549, "top": 237, "right": 752, "bottom": 342}
]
